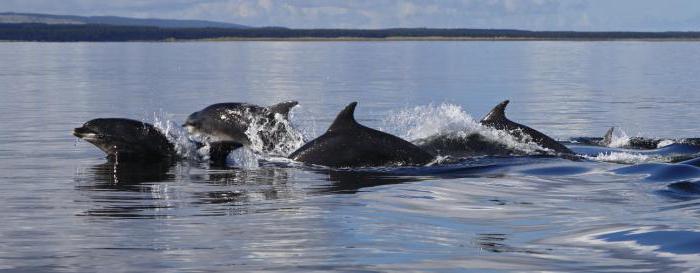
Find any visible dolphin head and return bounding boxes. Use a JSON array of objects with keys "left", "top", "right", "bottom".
[
  {"left": 182, "top": 111, "right": 203, "bottom": 134},
  {"left": 74, "top": 119, "right": 127, "bottom": 153},
  {"left": 182, "top": 104, "right": 255, "bottom": 144},
  {"left": 74, "top": 118, "right": 173, "bottom": 160},
  {"left": 181, "top": 109, "right": 241, "bottom": 143}
]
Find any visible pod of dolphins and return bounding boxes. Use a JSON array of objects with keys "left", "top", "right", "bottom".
[{"left": 73, "top": 99, "right": 700, "bottom": 168}]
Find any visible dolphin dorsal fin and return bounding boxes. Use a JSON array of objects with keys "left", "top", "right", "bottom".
[
  {"left": 602, "top": 127, "right": 615, "bottom": 146},
  {"left": 328, "top": 102, "right": 359, "bottom": 132},
  {"left": 481, "top": 100, "right": 510, "bottom": 123},
  {"left": 267, "top": 100, "right": 299, "bottom": 118}
]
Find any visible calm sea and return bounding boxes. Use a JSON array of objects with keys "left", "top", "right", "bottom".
[{"left": 2, "top": 41, "right": 700, "bottom": 272}]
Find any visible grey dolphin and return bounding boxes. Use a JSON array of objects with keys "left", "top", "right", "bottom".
[
  {"left": 183, "top": 101, "right": 299, "bottom": 152},
  {"left": 571, "top": 127, "right": 700, "bottom": 150},
  {"left": 480, "top": 100, "right": 573, "bottom": 154},
  {"left": 600, "top": 127, "right": 660, "bottom": 148},
  {"left": 568, "top": 127, "right": 615, "bottom": 147},
  {"left": 289, "top": 102, "right": 434, "bottom": 168},
  {"left": 601, "top": 127, "right": 700, "bottom": 149},
  {"left": 73, "top": 118, "right": 177, "bottom": 161},
  {"left": 74, "top": 118, "right": 242, "bottom": 163}
]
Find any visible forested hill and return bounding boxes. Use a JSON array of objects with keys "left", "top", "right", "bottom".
[
  {"left": 2, "top": 23, "right": 700, "bottom": 42},
  {"left": 0, "top": 12, "right": 248, "bottom": 29}
]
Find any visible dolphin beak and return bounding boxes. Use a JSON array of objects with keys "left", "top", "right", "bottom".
[
  {"left": 182, "top": 123, "right": 196, "bottom": 133},
  {"left": 73, "top": 127, "right": 86, "bottom": 137},
  {"left": 73, "top": 127, "right": 99, "bottom": 140}
]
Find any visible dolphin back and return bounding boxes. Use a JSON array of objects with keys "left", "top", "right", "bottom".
[
  {"left": 480, "top": 100, "right": 573, "bottom": 154},
  {"left": 480, "top": 100, "right": 510, "bottom": 127},
  {"left": 290, "top": 102, "right": 433, "bottom": 168},
  {"left": 184, "top": 101, "right": 300, "bottom": 149},
  {"left": 267, "top": 100, "right": 299, "bottom": 118},
  {"left": 601, "top": 127, "right": 615, "bottom": 146}
]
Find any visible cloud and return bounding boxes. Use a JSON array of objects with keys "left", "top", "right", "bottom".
[{"left": 2, "top": 0, "right": 700, "bottom": 30}]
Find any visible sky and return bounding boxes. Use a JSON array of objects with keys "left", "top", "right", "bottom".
[{"left": 3, "top": 0, "right": 700, "bottom": 31}]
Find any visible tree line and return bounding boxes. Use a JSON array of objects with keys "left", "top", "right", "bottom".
[{"left": 2, "top": 23, "right": 700, "bottom": 41}]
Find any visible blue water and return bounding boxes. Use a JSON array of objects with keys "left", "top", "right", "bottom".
[{"left": 2, "top": 41, "right": 700, "bottom": 272}]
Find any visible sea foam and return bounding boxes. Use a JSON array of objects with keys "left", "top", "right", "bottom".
[{"left": 381, "top": 103, "right": 552, "bottom": 155}]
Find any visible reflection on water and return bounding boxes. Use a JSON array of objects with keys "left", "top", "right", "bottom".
[
  {"left": 475, "top": 233, "right": 547, "bottom": 254},
  {"left": 3, "top": 41, "right": 700, "bottom": 272},
  {"left": 317, "top": 168, "right": 425, "bottom": 194},
  {"left": 76, "top": 161, "right": 175, "bottom": 190},
  {"left": 74, "top": 161, "right": 176, "bottom": 218},
  {"left": 75, "top": 162, "right": 298, "bottom": 218}
]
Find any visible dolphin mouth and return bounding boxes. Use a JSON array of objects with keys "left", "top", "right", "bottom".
[
  {"left": 182, "top": 124, "right": 198, "bottom": 134},
  {"left": 73, "top": 127, "right": 101, "bottom": 141}
]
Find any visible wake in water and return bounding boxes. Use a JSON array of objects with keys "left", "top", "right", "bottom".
[
  {"left": 381, "top": 103, "right": 552, "bottom": 156},
  {"left": 73, "top": 101, "right": 700, "bottom": 210},
  {"left": 567, "top": 127, "right": 700, "bottom": 165},
  {"left": 379, "top": 103, "right": 700, "bottom": 166}
]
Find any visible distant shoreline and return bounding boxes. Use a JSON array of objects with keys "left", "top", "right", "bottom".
[
  {"left": 3, "top": 23, "right": 700, "bottom": 42},
  {"left": 189, "top": 36, "right": 700, "bottom": 42},
  {"left": 4, "top": 37, "right": 700, "bottom": 42}
]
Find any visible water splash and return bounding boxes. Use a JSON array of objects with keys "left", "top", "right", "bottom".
[
  {"left": 226, "top": 147, "right": 261, "bottom": 169},
  {"left": 150, "top": 108, "right": 305, "bottom": 168},
  {"left": 244, "top": 112, "right": 306, "bottom": 157},
  {"left": 426, "top": 155, "right": 455, "bottom": 166},
  {"left": 288, "top": 105, "right": 319, "bottom": 145},
  {"left": 381, "top": 103, "right": 551, "bottom": 155},
  {"left": 151, "top": 111, "right": 199, "bottom": 160},
  {"left": 657, "top": 139, "right": 676, "bottom": 148},
  {"left": 382, "top": 103, "right": 477, "bottom": 140},
  {"left": 607, "top": 128, "right": 631, "bottom": 148},
  {"left": 585, "top": 152, "right": 652, "bottom": 164}
]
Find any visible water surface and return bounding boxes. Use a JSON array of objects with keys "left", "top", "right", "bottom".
[{"left": 2, "top": 41, "right": 700, "bottom": 272}]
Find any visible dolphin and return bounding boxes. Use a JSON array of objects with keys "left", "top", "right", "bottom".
[
  {"left": 599, "top": 127, "right": 660, "bottom": 149},
  {"left": 567, "top": 127, "right": 615, "bottom": 147},
  {"left": 480, "top": 100, "right": 573, "bottom": 154},
  {"left": 73, "top": 118, "right": 177, "bottom": 161},
  {"left": 601, "top": 127, "right": 700, "bottom": 149},
  {"left": 570, "top": 127, "right": 700, "bottom": 150},
  {"left": 183, "top": 101, "right": 299, "bottom": 153},
  {"left": 289, "top": 102, "right": 434, "bottom": 168},
  {"left": 74, "top": 118, "right": 242, "bottom": 163}
]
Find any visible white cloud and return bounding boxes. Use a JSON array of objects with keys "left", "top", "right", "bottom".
[
  {"left": 2, "top": 0, "right": 700, "bottom": 30},
  {"left": 258, "top": 0, "right": 272, "bottom": 11},
  {"left": 399, "top": 2, "right": 419, "bottom": 17},
  {"left": 503, "top": 0, "right": 518, "bottom": 13}
]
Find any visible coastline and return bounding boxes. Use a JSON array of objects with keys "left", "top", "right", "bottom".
[
  {"left": 190, "top": 36, "right": 700, "bottom": 42},
  {"left": 4, "top": 36, "right": 700, "bottom": 42},
  {"left": 4, "top": 23, "right": 700, "bottom": 42}
]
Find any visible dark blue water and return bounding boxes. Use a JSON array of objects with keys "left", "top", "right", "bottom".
[{"left": 2, "top": 41, "right": 700, "bottom": 272}]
